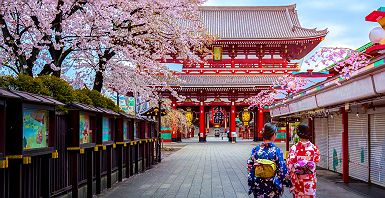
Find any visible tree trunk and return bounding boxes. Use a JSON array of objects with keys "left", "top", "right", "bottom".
[{"left": 93, "top": 70, "right": 104, "bottom": 92}]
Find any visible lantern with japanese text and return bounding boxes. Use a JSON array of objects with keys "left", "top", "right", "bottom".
[
  {"left": 210, "top": 106, "right": 226, "bottom": 128},
  {"left": 239, "top": 108, "right": 253, "bottom": 126}
]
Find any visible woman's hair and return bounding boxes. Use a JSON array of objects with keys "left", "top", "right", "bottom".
[
  {"left": 262, "top": 123, "right": 277, "bottom": 140},
  {"left": 297, "top": 124, "right": 312, "bottom": 139}
]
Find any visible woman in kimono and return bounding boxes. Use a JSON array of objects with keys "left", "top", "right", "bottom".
[
  {"left": 287, "top": 124, "right": 320, "bottom": 198},
  {"left": 247, "top": 123, "right": 290, "bottom": 198}
]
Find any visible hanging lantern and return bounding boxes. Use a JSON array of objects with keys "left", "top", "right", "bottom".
[
  {"left": 369, "top": 27, "right": 385, "bottom": 44},
  {"left": 185, "top": 107, "right": 194, "bottom": 126},
  {"left": 210, "top": 106, "right": 225, "bottom": 128},
  {"left": 239, "top": 107, "right": 253, "bottom": 126}
]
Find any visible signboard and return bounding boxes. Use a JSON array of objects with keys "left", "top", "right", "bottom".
[
  {"left": 102, "top": 117, "right": 111, "bottom": 141},
  {"left": 79, "top": 111, "right": 92, "bottom": 144},
  {"left": 111, "top": 94, "right": 136, "bottom": 116},
  {"left": 213, "top": 45, "right": 222, "bottom": 61},
  {"left": 23, "top": 108, "right": 49, "bottom": 150}
]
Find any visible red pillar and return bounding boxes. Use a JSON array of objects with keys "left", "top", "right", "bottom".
[
  {"left": 171, "top": 100, "right": 177, "bottom": 142},
  {"left": 257, "top": 108, "right": 264, "bottom": 140},
  {"left": 230, "top": 101, "right": 236, "bottom": 140},
  {"left": 342, "top": 108, "right": 349, "bottom": 183},
  {"left": 199, "top": 101, "right": 206, "bottom": 142}
]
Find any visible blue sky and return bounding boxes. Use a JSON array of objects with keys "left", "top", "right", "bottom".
[{"left": 169, "top": 0, "right": 384, "bottom": 72}]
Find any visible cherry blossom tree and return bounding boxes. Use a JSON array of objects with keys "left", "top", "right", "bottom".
[
  {"left": 0, "top": 0, "right": 105, "bottom": 77},
  {"left": 67, "top": 0, "right": 213, "bottom": 97},
  {"left": 305, "top": 47, "right": 371, "bottom": 80},
  {"left": 247, "top": 90, "right": 277, "bottom": 109},
  {"left": 274, "top": 75, "right": 309, "bottom": 93}
]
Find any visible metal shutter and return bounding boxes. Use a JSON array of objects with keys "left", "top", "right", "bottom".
[
  {"left": 315, "top": 118, "right": 328, "bottom": 169},
  {"left": 348, "top": 114, "right": 369, "bottom": 182},
  {"left": 328, "top": 114, "right": 343, "bottom": 173},
  {"left": 370, "top": 113, "right": 385, "bottom": 187}
]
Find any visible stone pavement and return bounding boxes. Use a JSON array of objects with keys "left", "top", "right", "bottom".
[{"left": 100, "top": 138, "right": 371, "bottom": 198}]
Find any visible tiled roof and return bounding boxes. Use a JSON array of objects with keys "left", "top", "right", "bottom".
[
  {"left": 199, "top": 5, "right": 328, "bottom": 40},
  {"left": 177, "top": 75, "right": 279, "bottom": 87}
]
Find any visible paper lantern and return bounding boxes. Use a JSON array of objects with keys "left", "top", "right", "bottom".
[{"left": 369, "top": 27, "right": 385, "bottom": 43}]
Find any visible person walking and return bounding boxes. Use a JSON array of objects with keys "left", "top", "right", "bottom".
[
  {"left": 287, "top": 124, "right": 320, "bottom": 198},
  {"left": 247, "top": 123, "right": 290, "bottom": 198}
]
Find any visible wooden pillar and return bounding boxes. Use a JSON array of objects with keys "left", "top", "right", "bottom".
[
  {"left": 341, "top": 108, "right": 349, "bottom": 183},
  {"left": 125, "top": 144, "right": 131, "bottom": 178},
  {"left": 94, "top": 149, "right": 101, "bottom": 194},
  {"left": 86, "top": 149, "right": 93, "bottom": 198},
  {"left": 70, "top": 152, "right": 79, "bottom": 198},
  {"left": 135, "top": 144, "right": 139, "bottom": 174},
  {"left": 141, "top": 142, "right": 145, "bottom": 172},
  {"left": 199, "top": 101, "right": 205, "bottom": 142},
  {"left": 117, "top": 145, "right": 123, "bottom": 182},
  {"left": 257, "top": 108, "right": 264, "bottom": 140},
  {"left": 106, "top": 146, "right": 112, "bottom": 189},
  {"left": 41, "top": 156, "right": 51, "bottom": 198},
  {"left": 286, "top": 119, "right": 290, "bottom": 152},
  {"left": 230, "top": 101, "right": 236, "bottom": 141}
]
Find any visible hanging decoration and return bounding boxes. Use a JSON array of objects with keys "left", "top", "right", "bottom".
[
  {"left": 210, "top": 106, "right": 226, "bottom": 128},
  {"left": 185, "top": 107, "right": 194, "bottom": 126},
  {"left": 239, "top": 107, "right": 253, "bottom": 126}
]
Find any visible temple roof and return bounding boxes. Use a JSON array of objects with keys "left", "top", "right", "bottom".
[
  {"left": 176, "top": 75, "right": 279, "bottom": 87},
  {"left": 200, "top": 5, "right": 328, "bottom": 40}
]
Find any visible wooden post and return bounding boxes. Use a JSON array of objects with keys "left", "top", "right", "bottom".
[
  {"left": 135, "top": 144, "right": 139, "bottom": 174},
  {"left": 95, "top": 114, "right": 102, "bottom": 194},
  {"left": 341, "top": 108, "right": 349, "bottom": 183},
  {"left": 6, "top": 101, "right": 23, "bottom": 198},
  {"left": 141, "top": 142, "right": 145, "bottom": 172},
  {"left": 125, "top": 144, "right": 131, "bottom": 178},
  {"left": 41, "top": 156, "right": 51, "bottom": 198},
  {"left": 70, "top": 152, "right": 79, "bottom": 198},
  {"left": 117, "top": 145, "right": 123, "bottom": 182},
  {"left": 107, "top": 146, "right": 112, "bottom": 189},
  {"left": 94, "top": 150, "right": 101, "bottom": 194},
  {"left": 86, "top": 149, "right": 93, "bottom": 198}
]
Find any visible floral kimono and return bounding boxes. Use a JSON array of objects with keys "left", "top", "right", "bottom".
[
  {"left": 247, "top": 142, "right": 290, "bottom": 198},
  {"left": 287, "top": 141, "right": 320, "bottom": 198}
]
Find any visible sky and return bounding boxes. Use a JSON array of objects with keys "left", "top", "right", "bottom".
[{"left": 168, "top": 0, "right": 384, "bottom": 72}]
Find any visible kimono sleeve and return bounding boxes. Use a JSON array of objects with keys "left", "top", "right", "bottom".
[{"left": 313, "top": 145, "right": 320, "bottom": 164}]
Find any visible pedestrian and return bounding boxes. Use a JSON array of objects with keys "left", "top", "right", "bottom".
[
  {"left": 247, "top": 123, "right": 291, "bottom": 198},
  {"left": 287, "top": 124, "right": 320, "bottom": 198}
]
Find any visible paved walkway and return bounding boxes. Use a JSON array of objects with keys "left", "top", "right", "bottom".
[{"left": 100, "top": 139, "right": 372, "bottom": 198}]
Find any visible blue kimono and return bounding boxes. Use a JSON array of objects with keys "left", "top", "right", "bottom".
[{"left": 247, "top": 142, "right": 290, "bottom": 198}]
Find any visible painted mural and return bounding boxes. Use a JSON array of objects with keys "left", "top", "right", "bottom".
[
  {"left": 23, "top": 108, "right": 49, "bottom": 150},
  {"left": 79, "top": 112, "right": 92, "bottom": 144},
  {"left": 102, "top": 117, "right": 111, "bottom": 141}
]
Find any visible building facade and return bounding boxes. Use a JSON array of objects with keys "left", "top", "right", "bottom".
[{"left": 163, "top": 5, "right": 327, "bottom": 142}]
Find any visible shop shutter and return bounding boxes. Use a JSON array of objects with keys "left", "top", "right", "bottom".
[
  {"left": 328, "top": 114, "right": 343, "bottom": 173},
  {"left": 369, "top": 113, "right": 385, "bottom": 187},
  {"left": 315, "top": 118, "right": 328, "bottom": 169},
  {"left": 348, "top": 114, "right": 369, "bottom": 182}
]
